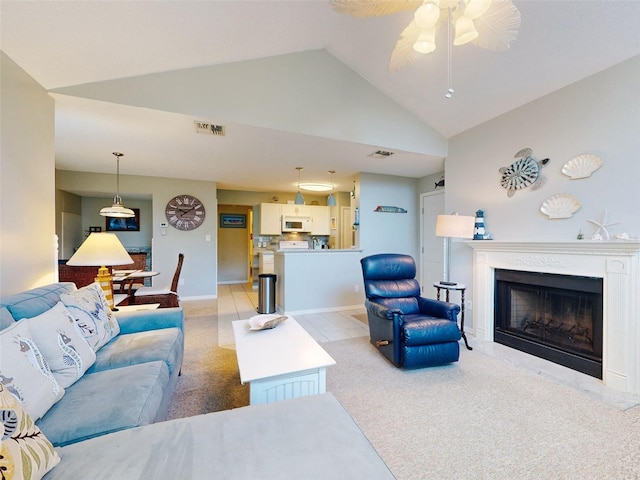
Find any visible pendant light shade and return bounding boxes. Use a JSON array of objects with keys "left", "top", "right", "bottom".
[
  {"left": 294, "top": 167, "right": 305, "bottom": 205},
  {"left": 327, "top": 170, "right": 337, "bottom": 206},
  {"left": 100, "top": 152, "right": 135, "bottom": 218}
]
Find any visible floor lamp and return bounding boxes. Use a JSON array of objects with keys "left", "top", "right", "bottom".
[
  {"left": 435, "top": 214, "right": 475, "bottom": 285},
  {"left": 67, "top": 233, "right": 133, "bottom": 309}
]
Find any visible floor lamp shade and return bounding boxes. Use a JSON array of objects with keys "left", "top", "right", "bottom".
[
  {"left": 435, "top": 214, "right": 475, "bottom": 284},
  {"left": 67, "top": 233, "right": 133, "bottom": 308}
]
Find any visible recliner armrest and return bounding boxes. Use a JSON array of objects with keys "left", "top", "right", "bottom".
[
  {"left": 417, "top": 297, "right": 460, "bottom": 321},
  {"left": 365, "top": 299, "right": 403, "bottom": 321}
]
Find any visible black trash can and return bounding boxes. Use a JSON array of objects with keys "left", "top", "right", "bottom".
[{"left": 257, "top": 273, "right": 277, "bottom": 314}]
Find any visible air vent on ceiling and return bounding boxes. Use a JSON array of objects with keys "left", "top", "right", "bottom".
[
  {"left": 369, "top": 150, "right": 394, "bottom": 158},
  {"left": 194, "top": 121, "right": 225, "bottom": 136}
]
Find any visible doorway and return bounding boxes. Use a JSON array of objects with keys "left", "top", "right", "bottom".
[
  {"left": 420, "top": 191, "right": 444, "bottom": 299},
  {"left": 340, "top": 206, "right": 353, "bottom": 249},
  {"left": 218, "top": 204, "right": 252, "bottom": 284}
]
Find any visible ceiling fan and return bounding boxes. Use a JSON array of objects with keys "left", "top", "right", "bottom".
[{"left": 330, "top": 0, "right": 521, "bottom": 71}]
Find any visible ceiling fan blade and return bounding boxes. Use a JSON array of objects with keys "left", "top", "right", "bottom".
[
  {"left": 471, "top": 0, "right": 521, "bottom": 51},
  {"left": 389, "top": 20, "right": 425, "bottom": 72},
  {"left": 330, "top": 0, "right": 423, "bottom": 18}
]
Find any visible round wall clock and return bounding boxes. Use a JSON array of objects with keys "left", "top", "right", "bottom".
[{"left": 165, "top": 194, "right": 206, "bottom": 231}]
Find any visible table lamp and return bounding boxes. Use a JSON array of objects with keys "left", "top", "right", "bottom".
[
  {"left": 67, "top": 232, "right": 133, "bottom": 309},
  {"left": 435, "top": 213, "right": 475, "bottom": 285}
]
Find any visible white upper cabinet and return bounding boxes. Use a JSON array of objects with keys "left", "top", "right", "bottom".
[
  {"left": 309, "top": 205, "right": 330, "bottom": 235},
  {"left": 281, "top": 204, "right": 311, "bottom": 217},
  {"left": 255, "top": 203, "right": 281, "bottom": 235}
]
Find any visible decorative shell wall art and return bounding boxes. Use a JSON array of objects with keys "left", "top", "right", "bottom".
[
  {"left": 561, "top": 153, "right": 603, "bottom": 179},
  {"left": 499, "top": 148, "right": 550, "bottom": 197},
  {"left": 540, "top": 193, "right": 581, "bottom": 219}
]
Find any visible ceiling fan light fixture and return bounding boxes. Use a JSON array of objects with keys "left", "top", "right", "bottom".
[
  {"left": 413, "top": 27, "right": 437, "bottom": 54},
  {"left": 453, "top": 15, "right": 478, "bottom": 46},
  {"left": 464, "top": 0, "right": 492, "bottom": 19},
  {"left": 414, "top": 1, "right": 440, "bottom": 29}
]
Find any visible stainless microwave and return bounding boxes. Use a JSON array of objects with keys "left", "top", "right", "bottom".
[{"left": 281, "top": 215, "right": 312, "bottom": 233}]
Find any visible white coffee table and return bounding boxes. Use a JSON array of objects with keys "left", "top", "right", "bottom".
[{"left": 232, "top": 316, "right": 336, "bottom": 405}]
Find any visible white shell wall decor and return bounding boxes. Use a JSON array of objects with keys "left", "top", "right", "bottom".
[
  {"left": 561, "top": 154, "right": 603, "bottom": 179},
  {"left": 540, "top": 193, "right": 581, "bottom": 219}
]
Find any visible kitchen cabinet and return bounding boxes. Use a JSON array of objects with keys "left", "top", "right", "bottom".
[
  {"left": 255, "top": 203, "right": 281, "bottom": 235},
  {"left": 309, "top": 205, "right": 330, "bottom": 235},
  {"left": 281, "top": 204, "right": 311, "bottom": 217}
]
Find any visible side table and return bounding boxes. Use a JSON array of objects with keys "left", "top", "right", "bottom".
[{"left": 433, "top": 282, "right": 472, "bottom": 351}]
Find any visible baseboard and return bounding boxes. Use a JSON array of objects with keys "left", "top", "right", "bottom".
[{"left": 280, "top": 304, "right": 364, "bottom": 316}]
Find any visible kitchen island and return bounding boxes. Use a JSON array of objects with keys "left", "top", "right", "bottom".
[{"left": 274, "top": 249, "right": 364, "bottom": 314}]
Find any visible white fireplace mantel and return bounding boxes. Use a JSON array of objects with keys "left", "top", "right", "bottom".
[{"left": 466, "top": 240, "right": 640, "bottom": 395}]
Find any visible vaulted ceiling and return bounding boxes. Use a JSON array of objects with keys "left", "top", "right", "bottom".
[{"left": 2, "top": 1, "right": 639, "bottom": 194}]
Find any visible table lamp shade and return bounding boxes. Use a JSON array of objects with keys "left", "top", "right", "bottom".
[
  {"left": 67, "top": 233, "right": 133, "bottom": 267},
  {"left": 67, "top": 233, "right": 133, "bottom": 308},
  {"left": 435, "top": 214, "right": 475, "bottom": 284}
]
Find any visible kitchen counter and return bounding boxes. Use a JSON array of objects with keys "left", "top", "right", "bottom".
[
  {"left": 276, "top": 248, "right": 362, "bottom": 253},
  {"left": 273, "top": 249, "right": 365, "bottom": 314}
]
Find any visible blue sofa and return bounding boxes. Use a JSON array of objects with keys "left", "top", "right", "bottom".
[{"left": 0, "top": 282, "right": 184, "bottom": 447}]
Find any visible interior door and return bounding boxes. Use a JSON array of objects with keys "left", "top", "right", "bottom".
[{"left": 420, "top": 191, "right": 444, "bottom": 299}]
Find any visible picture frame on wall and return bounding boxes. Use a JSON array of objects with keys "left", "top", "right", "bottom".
[
  {"left": 106, "top": 208, "right": 140, "bottom": 231},
  {"left": 220, "top": 214, "right": 246, "bottom": 228}
]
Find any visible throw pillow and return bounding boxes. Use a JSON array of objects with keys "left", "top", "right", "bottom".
[
  {"left": 27, "top": 302, "right": 96, "bottom": 388},
  {"left": 0, "top": 383, "right": 61, "bottom": 480},
  {"left": 60, "top": 282, "right": 120, "bottom": 351},
  {"left": 0, "top": 320, "right": 64, "bottom": 421}
]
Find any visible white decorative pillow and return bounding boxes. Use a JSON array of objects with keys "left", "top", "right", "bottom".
[
  {"left": 0, "top": 383, "right": 61, "bottom": 479},
  {"left": 0, "top": 320, "right": 64, "bottom": 420},
  {"left": 27, "top": 302, "right": 96, "bottom": 388},
  {"left": 60, "top": 282, "right": 120, "bottom": 351}
]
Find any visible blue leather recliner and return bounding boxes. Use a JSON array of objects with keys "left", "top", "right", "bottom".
[{"left": 360, "top": 253, "right": 462, "bottom": 369}]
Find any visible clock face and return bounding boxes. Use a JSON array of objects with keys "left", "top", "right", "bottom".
[{"left": 165, "top": 195, "right": 206, "bottom": 231}]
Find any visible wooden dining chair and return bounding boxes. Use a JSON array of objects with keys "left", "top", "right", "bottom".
[{"left": 129, "top": 253, "right": 184, "bottom": 308}]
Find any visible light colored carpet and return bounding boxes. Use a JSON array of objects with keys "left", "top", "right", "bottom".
[
  {"left": 169, "top": 299, "right": 640, "bottom": 479},
  {"left": 167, "top": 299, "right": 249, "bottom": 418}
]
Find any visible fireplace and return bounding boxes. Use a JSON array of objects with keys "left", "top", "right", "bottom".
[
  {"left": 494, "top": 269, "right": 603, "bottom": 378},
  {"left": 466, "top": 241, "right": 640, "bottom": 395}
]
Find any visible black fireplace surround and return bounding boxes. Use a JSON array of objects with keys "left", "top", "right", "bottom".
[{"left": 494, "top": 269, "right": 603, "bottom": 378}]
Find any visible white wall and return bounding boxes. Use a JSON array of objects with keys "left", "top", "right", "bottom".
[
  {"left": 357, "top": 172, "right": 420, "bottom": 262},
  {"left": 78, "top": 197, "right": 153, "bottom": 251},
  {"left": 57, "top": 170, "right": 218, "bottom": 298},
  {"left": 0, "top": 52, "right": 56, "bottom": 295},
  {"left": 445, "top": 55, "right": 640, "bottom": 326}
]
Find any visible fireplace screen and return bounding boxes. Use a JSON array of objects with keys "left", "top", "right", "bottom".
[{"left": 495, "top": 269, "right": 603, "bottom": 378}]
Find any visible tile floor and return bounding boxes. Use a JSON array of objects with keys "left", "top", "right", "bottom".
[{"left": 216, "top": 283, "right": 368, "bottom": 347}]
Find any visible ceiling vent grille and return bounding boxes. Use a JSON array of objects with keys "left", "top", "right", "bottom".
[
  {"left": 369, "top": 150, "right": 394, "bottom": 158},
  {"left": 194, "top": 121, "right": 225, "bottom": 136}
]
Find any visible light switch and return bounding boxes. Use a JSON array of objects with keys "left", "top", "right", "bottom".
[{"left": 205, "top": 234, "right": 211, "bottom": 242}]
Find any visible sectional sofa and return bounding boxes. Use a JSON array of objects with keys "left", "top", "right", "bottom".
[
  {"left": 0, "top": 282, "right": 184, "bottom": 447},
  {"left": 1, "top": 282, "right": 394, "bottom": 479}
]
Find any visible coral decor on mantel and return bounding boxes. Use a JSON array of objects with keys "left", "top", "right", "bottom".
[{"left": 586, "top": 210, "right": 631, "bottom": 241}]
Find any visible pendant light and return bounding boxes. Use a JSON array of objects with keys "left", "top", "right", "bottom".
[
  {"left": 100, "top": 152, "right": 135, "bottom": 218},
  {"left": 294, "top": 167, "right": 305, "bottom": 205},
  {"left": 327, "top": 170, "right": 336, "bottom": 206}
]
